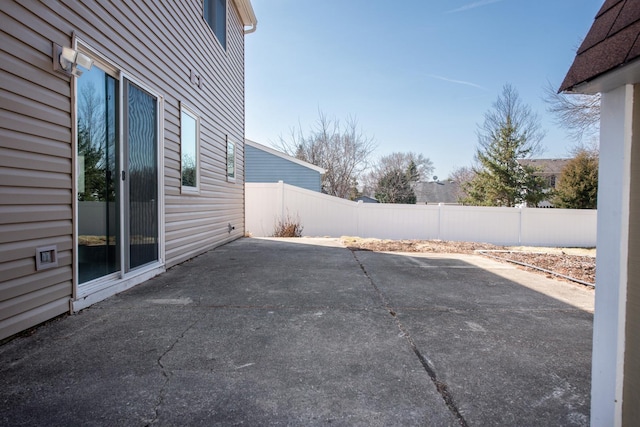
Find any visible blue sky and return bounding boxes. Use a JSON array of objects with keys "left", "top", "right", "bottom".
[{"left": 245, "top": 0, "right": 603, "bottom": 180}]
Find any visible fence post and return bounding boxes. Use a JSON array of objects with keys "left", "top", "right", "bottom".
[
  {"left": 438, "top": 203, "right": 443, "bottom": 240},
  {"left": 278, "top": 180, "right": 285, "bottom": 220},
  {"left": 518, "top": 206, "right": 523, "bottom": 245},
  {"left": 357, "top": 200, "right": 362, "bottom": 237}
]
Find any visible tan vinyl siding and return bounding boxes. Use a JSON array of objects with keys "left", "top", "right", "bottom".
[
  {"left": 623, "top": 85, "right": 640, "bottom": 426},
  {"left": 0, "top": 298, "right": 70, "bottom": 341},
  {"left": 0, "top": 0, "right": 248, "bottom": 340},
  {"left": 1, "top": 2, "right": 74, "bottom": 340}
]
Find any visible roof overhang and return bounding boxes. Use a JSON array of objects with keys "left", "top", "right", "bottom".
[
  {"left": 232, "top": 0, "right": 257, "bottom": 34},
  {"left": 245, "top": 139, "right": 326, "bottom": 174},
  {"left": 564, "top": 57, "right": 640, "bottom": 95}
]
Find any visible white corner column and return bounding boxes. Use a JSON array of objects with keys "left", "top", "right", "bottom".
[{"left": 592, "top": 84, "right": 635, "bottom": 427}]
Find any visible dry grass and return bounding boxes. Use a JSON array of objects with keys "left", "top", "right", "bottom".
[{"left": 273, "top": 213, "right": 304, "bottom": 238}]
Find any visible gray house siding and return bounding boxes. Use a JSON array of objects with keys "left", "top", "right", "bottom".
[
  {"left": 0, "top": 0, "right": 255, "bottom": 340},
  {"left": 245, "top": 143, "right": 323, "bottom": 192}
]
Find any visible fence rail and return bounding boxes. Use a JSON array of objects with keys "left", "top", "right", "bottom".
[{"left": 246, "top": 182, "right": 597, "bottom": 247}]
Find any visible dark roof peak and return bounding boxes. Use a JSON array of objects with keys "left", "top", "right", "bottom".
[{"left": 560, "top": 0, "right": 640, "bottom": 92}]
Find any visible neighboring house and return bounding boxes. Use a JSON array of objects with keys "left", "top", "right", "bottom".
[
  {"left": 355, "top": 196, "right": 379, "bottom": 203},
  {"left": 518, "top": 158, "right": 570, "bottom": 207},
  {"left": 0, "top": 1, "right": 257, "bottom": 340},
  {"left": 415, "top": 181, "right": 462, "bottom": 205},
  {"left": 517, "top": 158, "right": 570, "bottom": 189},
  {"left": 245, "top": 139, "right": 325, "bottom": 192},
  {"left": 560, "top": 1, "right": 640, "bottom": 425}
]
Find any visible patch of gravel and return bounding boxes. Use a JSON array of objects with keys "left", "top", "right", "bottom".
[{"left": 341, "top": 236, "right": 596, "bottom": 286}]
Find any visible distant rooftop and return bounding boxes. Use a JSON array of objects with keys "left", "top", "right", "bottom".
[
  {"left": 245, "top": 139, "right": 325, "bottom": 174},
  {"left": 517, "top": 158, "right": 570, "bottom": 175},
  {"left": 560, "top": 0, "right": 640, "bottom": 92},
  {"left": 415, "top": 181, "right": 461, "bottom": 205}
]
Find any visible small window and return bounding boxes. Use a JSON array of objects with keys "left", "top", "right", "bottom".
[
  {"left": 181, "top": 107, "right": 199, "bottom": 191},
  {"left": 226, "top": 136, "right": 235, "bottom": 181},
  {"left": 204, "top": 0, "right": 227, "bottom": 49}
]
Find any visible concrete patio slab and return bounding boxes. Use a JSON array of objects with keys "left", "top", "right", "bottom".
[
  {"left": 0, "top": 237, "right": 593, "bottom": 426},
  {"left": 354, "top": 250, "right": 593, "bottom": 426}
]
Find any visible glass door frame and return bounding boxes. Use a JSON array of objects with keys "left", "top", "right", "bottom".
[
  {"left": 119, "top": 75, "right": 164, "bottom": 275},
  {"left": 72, "top": 39, "right": 165, "bottom": 302}
]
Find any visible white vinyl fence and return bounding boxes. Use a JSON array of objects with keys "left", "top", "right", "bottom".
[{"left": 246, "top": 182, "right": 597, "bottom": 247}]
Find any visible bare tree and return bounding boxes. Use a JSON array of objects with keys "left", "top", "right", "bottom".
[
  {"left": 278, "top": 111, "right": 376, "bottom": 199},
  {"left": 362, "top": 152, "right": 434, "bottom": 196},
  {"left": 78, "top": 82, "right": 106, "bottom": 160},
  {"left": 543, "top": 81, "right": 600, "bottom": 143},
  {"left": 447, "top": 165, "right": 476, "bottom": 202},
  {"left": 77, "top": 81, "right": 109, "bottom": 201}
]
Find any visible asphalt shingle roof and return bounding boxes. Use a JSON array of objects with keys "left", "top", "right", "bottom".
[
  {"left": 560, "top": 0, "right": 640, "bottom": 92},
  {"left": 517, "top": 158, "right": 570, "bottom": 175},
  {"left": 415, "top": 181, "right": 461, "bottom": 205}
]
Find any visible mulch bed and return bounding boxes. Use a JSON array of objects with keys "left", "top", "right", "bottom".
[
  {"left": 481, "top": 251, "right": 595, "bottom": 286},
  {"left": 341, "top": 237, "right": 596, "bottom": 286}
]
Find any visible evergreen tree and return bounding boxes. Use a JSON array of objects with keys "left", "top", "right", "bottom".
[
  {"left": 405, "top": 160, "right": 420, "bottom": 186},
  {"left": 347, "top": 177, "right": 362, "bottom": 201},
  {"left": 552, "top": 149, "right": 598, "bottom": 209},
  {"left": 464, "top": 84, "right": 548, "bottom": 207},
  {"left": 374, "top": 165, "right": 417, "bottom": 204}
]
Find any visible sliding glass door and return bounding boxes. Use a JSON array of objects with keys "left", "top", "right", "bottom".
[
  {"left": 77, "top": 66, "right": 160, "bottom": 287},
  {"left": 77, "top": 66, "right": 119, "bottom": 283},
  {"left": 124, "top": 81, "right": 158, "bottom": 270}
]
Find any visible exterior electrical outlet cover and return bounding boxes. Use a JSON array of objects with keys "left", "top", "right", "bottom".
[{"left": 35, "top": 245, "right": 58, "bottom": 271}]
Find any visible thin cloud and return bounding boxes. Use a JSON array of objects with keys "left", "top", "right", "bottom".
[
  {"left": 427, "top": 74, "right": 488, "bottom": 91},
  {"left": 446, "top": 0, "right": 505, "bottom": 14}
]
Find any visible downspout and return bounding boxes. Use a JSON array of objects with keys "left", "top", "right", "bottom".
[{"left": 244, "top": 24, "right": 257, "bottom": 34}]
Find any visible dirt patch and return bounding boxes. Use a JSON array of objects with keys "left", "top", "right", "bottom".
[
  {"left": 341, "top": 236, "right": 596, "bottom": 286},
  {"left": 481, "top": 251, "right": 595, "bottom": 286},
  {"left": 341, "top": 237, "right": 504, "bottom": 254}
]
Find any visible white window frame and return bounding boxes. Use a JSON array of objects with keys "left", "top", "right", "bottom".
[{"left": 180, "top": 104, "right": 200, "bottom": 193}]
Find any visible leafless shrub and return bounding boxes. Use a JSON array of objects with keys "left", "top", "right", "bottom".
[{"left": 273, "top": 213, "right": 304, "bottom": 237}]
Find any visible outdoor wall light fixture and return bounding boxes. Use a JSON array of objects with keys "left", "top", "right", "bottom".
[{"left": 53, "top": 43, "right": 93, "bottom": 77}]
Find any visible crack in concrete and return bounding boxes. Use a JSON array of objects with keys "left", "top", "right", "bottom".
[
  {"left": 146, "top": 317, "right": 200, "bottom": 426},
  {"left": 350, "top": 250, "right": 469, "bottom": 427}
]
